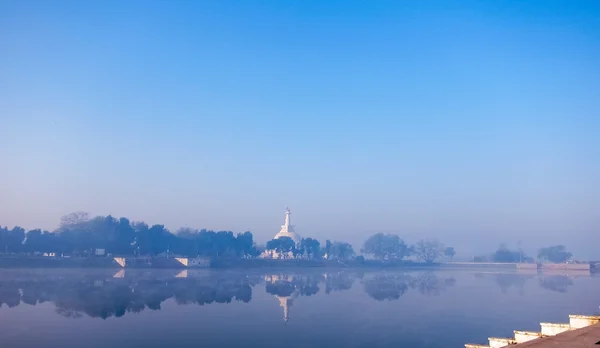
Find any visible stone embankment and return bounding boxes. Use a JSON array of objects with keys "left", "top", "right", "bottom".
[{"left": 465, "top": 314, "right": 600, "bottom": 347}]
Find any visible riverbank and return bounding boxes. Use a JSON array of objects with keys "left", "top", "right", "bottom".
[{"left": 0, "top": 256, "right": 596, "bottom": 272}]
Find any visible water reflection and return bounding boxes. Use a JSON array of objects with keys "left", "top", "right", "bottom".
[
  {"left": 0, "top": 269, "right": 592, "bottom": 321},
  {"left": 0, "top": 271, "right": 260, "bottom": 319},
  {"left": 539, "top": 275, "right": 574, "bottom": 293},
  {"left": 474, "top": 271, "right": 586, "bottom": 294},
  {"left": 363, "top": 272, "right": 456, "bottom": 301}
]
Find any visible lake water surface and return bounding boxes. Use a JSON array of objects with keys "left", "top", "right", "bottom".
[{"left": 0, "top": 269, "right": 598, "bottom": 347}]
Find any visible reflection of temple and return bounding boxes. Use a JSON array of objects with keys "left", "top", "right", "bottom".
[
  {"left": 261, "top": 208, "right": 302, "bottom": 259},
  {"left": 277, "top": 292, "right": 298, "bottom": 322},
  {"left": 265, "top": 274, "right": 299, "bottom": 322}
]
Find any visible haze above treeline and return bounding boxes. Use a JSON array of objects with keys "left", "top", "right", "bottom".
[{"left": 0, "top": 212, "right": 580, "bottom": 263}]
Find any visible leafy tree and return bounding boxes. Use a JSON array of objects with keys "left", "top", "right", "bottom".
[
  {"left": 59, "top": 212, "right": 90, "bottom": 229},
  {"left": 266, "top": 237, "right": 296, "bottom": 258},
  {"left": 24, "top": 229, "right": 58, "bottom": 254},
  {"left": 324, "top": 240, "right": 332, "bottom": 258},
  {"left": 492, "top": 245, "right": 524, "bottom": 263},
  {"left": 299, "top": 238, "right": 321, "bottom": 259},
  {"left": 112, "top": 218, "right": 135, "bottom": 255},
  {"left": 413, "top": 239, "right": 444, "bottom": 263},
  {"left": 1, "top": 226, "right": 26, "bottom": 253},
  {"left": 235, "top": 231, "right": 255, "bottom": 258},
  {"left": 362, "top": 233, "right": 409, "bottom": 261},
  {"left": 2, "top": 212, "right": 256, "bottom": 259},
  {"left": 537, "top": 245, "right": 572, "bottom": 263},
  {"left": 443, "top": 247, "right": 456, "bottom": 261},
  {"left": 328, "top": 241, "right": 355, "bottom": 260}
]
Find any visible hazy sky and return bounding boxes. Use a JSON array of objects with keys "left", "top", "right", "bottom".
[{"left": 1, "top": 0, "right": 599, "bottom": 258}]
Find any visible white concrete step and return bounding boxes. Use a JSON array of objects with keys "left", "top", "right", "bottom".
[
  {"left": 513, "top": 330, "right": 541, "bottom": 343},
  {"left": 569, "top": 315, "right": 600, "bottom": 329},
  {"left": 465, "top": 344, "right": 490, "bottom": 348},
  {"left": 488, "top": 337, "right": 516, "bottom": 347},
  {"left": 540, "top": 322, "right": 570, "bottom": 336}
]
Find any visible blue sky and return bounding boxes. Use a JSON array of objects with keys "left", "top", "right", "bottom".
[{"left": 1, "top": 0, "right": 599, "bottom": 258}]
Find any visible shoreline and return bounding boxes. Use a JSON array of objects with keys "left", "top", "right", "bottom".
[{"left": 0, "top": 256, "right": 595, "bottom": 272}]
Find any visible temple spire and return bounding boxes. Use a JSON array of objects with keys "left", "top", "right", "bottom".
[
  {"left": 284, "top": 207, "right": 291, "bottom": 227},
  {"left": 272, "top": 207, "right": 300, "bottom": 243}
]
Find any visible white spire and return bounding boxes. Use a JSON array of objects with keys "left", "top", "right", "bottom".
[
  {"left": 284, "top": 207, "right": 291, "bottom": 227},
  {"left": 273, "top": 207, "right": 300, "bottom": 243}
]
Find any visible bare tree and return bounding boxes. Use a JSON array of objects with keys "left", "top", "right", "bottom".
[
  {"left": 413, "top": 239, "right": 444, "bottom": 263},
  {"left": 59, "top": 212, "right": 90, "bottom": 228}
]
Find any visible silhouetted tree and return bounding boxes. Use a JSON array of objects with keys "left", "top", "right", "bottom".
[
  {"left": 0, "top": 213, "right": 258, "bottom": 260},
  {"left": 299, "top": 238, "right": 321, "bottom": 259},
  {"left": 492, "top": 245, "right": 525, "bottom": 263},
  {"left": 328, "top": 242, "right": 355, "bottom": 260},
  {"left": 0, "top": 226, "right": 25, "bottom": 253},
  {"left": 266, "top": 237, "right": 296, "bottom": 258},
  {"left": 538, "top": 245, "right": 572, "bottom": 263},
  {"left": 235, "top": 231, "right": 255, "bottom": 257},
  {"left": 24, "top": 229, "right": 58, "bottom": 254},
  {"left": 362, "top": 233, "right": 409, "bottom": 261},
  {"left": 444, "top": 247, "right": 456, "bottom": 261},
  {"left": 413, "top": 239, "right": 444, "bottom": 263}
]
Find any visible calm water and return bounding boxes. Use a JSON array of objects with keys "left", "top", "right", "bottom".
[{"left": 0, "top": 268, "right": 598, "bottom": 348}]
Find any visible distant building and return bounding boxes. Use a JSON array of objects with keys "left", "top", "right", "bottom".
[
  {"left": 261, "top": 208, "right": 302, "bottom": 259},
  {"left": 273, "top": 208, "right": 301, "bottom": 243}
]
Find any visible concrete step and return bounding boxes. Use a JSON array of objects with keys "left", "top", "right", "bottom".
[
  {"left": 465, "top": 344, "right": 490, "bottom": 348},
  {"left": 488, "top": 337, "right": 517, "bottom": 347},
  {"left": 513, "top": 330, "right": 542, "bottom": 343},
  {"left": 568, "top": 315, "right": 600, "bottom": 329},
  {"left": 539, "top": 322, "right": 570, "bottom": 336}
]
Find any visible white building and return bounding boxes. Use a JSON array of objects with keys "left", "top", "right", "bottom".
[
  {"left": 273, "top": 208, "right": 301, "bottom": 243},
  {"left": 261, "top": 208, "right": 301, "bottom": 259}
]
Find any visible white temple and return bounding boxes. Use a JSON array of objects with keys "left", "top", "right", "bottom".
[
  {"left": 260, "top": 208, "right": 301, "bottom": 259},
  {"left": 273, "top": 208, "right": 301, "bottom": 243}
]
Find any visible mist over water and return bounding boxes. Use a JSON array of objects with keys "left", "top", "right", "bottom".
[{"left": 0, "top": 269, "right": 597, "bottom": 348}]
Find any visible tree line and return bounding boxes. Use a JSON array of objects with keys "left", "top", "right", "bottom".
[
  {"left": 1, "top": 212, "right": 575, "bottom": 263},
  {"left": 474, "top": 244, "right": 574, "bottom": 264},
  {"left": 0, "top": 212, "right": 259, "bottom": 258},
  {"left": 254, "top": 232, "right": 457, "bottom": 263}
]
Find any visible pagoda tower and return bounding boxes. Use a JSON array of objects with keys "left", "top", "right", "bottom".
[{"left": 273, "top": 208, "right": 301, "bottom": 243}]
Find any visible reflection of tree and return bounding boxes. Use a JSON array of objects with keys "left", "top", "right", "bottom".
[
  {"left": 363, "top": 273, "right": 456, "bottom": 301},
  {"left": 293, "top": 275, "right": 321, "bottom": 296},
  {"left": 266, "top": 280, "right": 296, "bottom": 297},
  {"left": 0, "top": 272, "right": 257, "bottom": 319},
  {"left": 539, "top": 275, "right": 573, "bottom": 293},
  {"left": 409, "top": 272, "right": 455, "bottom": 296},
  {"left": 325, "top": 272, "right": 361, "bottom": 294},
  {"left": 364, "top": 275, "right": 409, "bottom": 301},
  {"left": 473, "top": 273, "right": 533, "bottom": 294},
  {"left": 0, "top": 284, "right": 20, "bottom": 308},
  {"left": 495, "top": 274, "right": 529, "bottom": 294}
]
